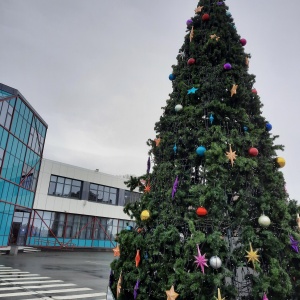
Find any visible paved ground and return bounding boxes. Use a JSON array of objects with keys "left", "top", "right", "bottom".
[{"left": 0, "top": 250, "right": 115, "bottom": 299}]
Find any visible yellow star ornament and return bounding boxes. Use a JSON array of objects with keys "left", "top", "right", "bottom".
[
  {"left": 210, "top": 34, "right": 220, "bottom": 41},
  {"left": 245, "top": 243, "right": 260, "bottom": 269},
  {"left": 166, "top": 285, "right": 179, "bottom": 300},
  {"left": 214, "top": 288, "right": 225, "bottom": 300},
  {"left": 190, "top": 26, "right": 194, "bottom": 42},
  {"left": 116, "top": 272, "right": 122, "bottom": 298},
  {"left": 225, "top": 144, "right": 237, "bottom": 166},
  {"left": 113, "top": 245, "right": 120, "bottom": 257},
  {"left": 194, "top": 6, "right": 204, "bottom": 14},
  {"left": 231, "top": 84, "right": 238, "bottom": 97}
]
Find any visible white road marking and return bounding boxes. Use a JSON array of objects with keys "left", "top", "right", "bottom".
[
  {"left": 0, "top": 274, "right": 39, "bottom": 277},
  {"left": 51, "top": 293, "right": 107, "bottom": 299},
  {"left": 0, "top": 283, "right": 76, "bottom": 291},
  {"left": 0, "top": 280, "right": 63, "bottom": 286},
  {"left": 0, "top": 277, "right": 50, "bottom": 281},
  {"left": 0, "top": 271, "right": 29, "bottom": 274}
]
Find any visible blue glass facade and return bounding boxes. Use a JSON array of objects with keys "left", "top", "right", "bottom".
[{"left": 0, "top": 84, "right": 47, "bottom": 246}]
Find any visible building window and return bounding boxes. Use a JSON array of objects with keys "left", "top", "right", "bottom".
[
  {"left": 48, "top": 175, "right": 82, "bottom": 199},
  {"left": 124, "top": 190, "right": 141, "bottom": 205},
  {"left": 88, "top": 183, "right": 118, "bottom": 205},
  {"left": 0, "top": 100, "right": 14, "bottom": 130}
]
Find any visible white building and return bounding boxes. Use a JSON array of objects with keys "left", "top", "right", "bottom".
[{"left": 26, "top": 159, "right": 138, "bottom": 249}]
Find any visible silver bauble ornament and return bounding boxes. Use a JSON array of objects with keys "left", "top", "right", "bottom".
[
  {"left": 175, "top": 104, "right": 183, "bottom": 112},
  {"left": 258, "top": 214, "right": 271, "bottom": 227},
  {"left": 209, "top": 256, "right": 222, "bottom": 269}
]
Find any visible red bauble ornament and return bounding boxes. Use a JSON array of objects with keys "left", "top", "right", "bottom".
[
  {"left": 248, "top": 147, "right": 259, "bottom": 157},
  {"left": 202, "top": 13, "right": 210, "bottom": 21},
  {"left": 251, "top": 88, "right": 257, "bottom": 94},
  {"left": 187, "top": 58, "right": 196, "bottom": 66},
  {"left": 196, "top": 207, "right": 208, "bottom": 216}
]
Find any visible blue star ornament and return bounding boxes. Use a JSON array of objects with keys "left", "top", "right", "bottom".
[{"left": 187, "top": 87, "right": 198, "bottom": 94}]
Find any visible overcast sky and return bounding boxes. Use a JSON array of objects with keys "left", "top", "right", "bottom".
[{"left": 0, "top": 0, "right": 299, "bottom": 202}]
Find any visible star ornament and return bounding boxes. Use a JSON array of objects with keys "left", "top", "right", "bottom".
[
  {"left": 194, "top": 244, "right": 208, "bottom": 274},
  {"left": 210, "top": 34, "right": 220, "bottom": 41},
  {"left": 225, "top": 144, "right": 237, "bottom": 166},
  {"left": 166, "top": 285, "right": 179, "bottom": 300},
  {"left": 245, "top": 243, "right": 260, "bottom": 268},
  {"left": 231, "top": 84, "right": 238, "bottom": 97},
  {"left": 154, "top": 137, "right": 161, "bottom": 146},
  {"left": 113, "top": 245, "right": 120, "bottom": 257},
  {"left": 117, "top": 272, "right": 122, "bottom": 298},
  {"left": 194, "top": 6, "right": 204, "bottom": 14},
  {"left": 187, "top": 87, "right": 198, "bottom": 94},
  {"left": 190, "top": 26, "right": 194, "bottom": 42},
  {"left": 290, "top": 235, "right": 299, "bottom": 253},
  {"left": 214, "top": 288, "right": 225, "bottom": 300},
  {"left": 144, "top": 182, "right": 151, "bottom": 193}
]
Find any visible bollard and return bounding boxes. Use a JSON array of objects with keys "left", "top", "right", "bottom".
[{"left": 9, "top": 246, "right": 18, "bottom": 256}]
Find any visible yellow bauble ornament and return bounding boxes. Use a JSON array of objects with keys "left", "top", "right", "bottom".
[
  {"left": 275, "top": 157, "right": 286, "bottom": 168},
  {"left": 140, "top": 210, "right": 150, "bottom": 221}
]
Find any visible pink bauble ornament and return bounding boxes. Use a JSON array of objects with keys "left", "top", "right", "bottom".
[
  {"left": 187, "top": 58, "right": 196, "bottom": 66},
  {"left": 252, "top": 88, "right": 257, "bottom": 94},
  {"left": 248, "top": 147, "right": 259, "bottom": 157},
  {"left": 240, "top": 38, "right": 247, "bottom": 46}
]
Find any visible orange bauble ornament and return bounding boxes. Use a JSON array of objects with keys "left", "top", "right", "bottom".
[{"left": 196, "top": 207, "right": 208, "bottom": 216}]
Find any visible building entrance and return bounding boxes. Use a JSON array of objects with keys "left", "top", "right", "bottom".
[{"left": 9, "top": 209, "right": 30, "bottom": 246}]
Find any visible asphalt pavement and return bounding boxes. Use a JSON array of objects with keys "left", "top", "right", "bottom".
[{"left": 0, "top": 250, "right": 115, "bottom": 299}]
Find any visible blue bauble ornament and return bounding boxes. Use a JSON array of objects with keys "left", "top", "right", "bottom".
[
  {"left": 266, "top": 123, "right": 272, "bottom": 132},
  {"left": 173, "top": 144, "right": 177, "bottom": 154},
  {"left": 243, "top": 126, "right": 248, "bottom": 132},
  {"left": 169, "top": 74, "right": 176, "bottom": 81},
  {"left": 226, "top": 11, "right": 232, "bottom": 17},
  {"left": 126, "top": 225, "right": 133, "bottom": 231},
  {"left": 209, "top": 114, "right": 214, "bottom": 124},
  {"left": 196, "top": 146, "right": 206, "bottom": 156}
]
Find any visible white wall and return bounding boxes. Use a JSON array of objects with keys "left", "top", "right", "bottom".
[{"left": 34, "top": 159, "right": 132, "bottom": 220}]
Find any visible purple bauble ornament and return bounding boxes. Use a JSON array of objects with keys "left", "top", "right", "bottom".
[
  {"left": 186, "top": 19, "right": 193, "bottom": 26},
  {"left": 223, "top": 63, "right": 232, "bottom": 70},
  {"left": 217, "top": 1, "right": 224, "bottom": 5},
  {"left": 240, "top": 38, "right": 247, "bottom": 46}
]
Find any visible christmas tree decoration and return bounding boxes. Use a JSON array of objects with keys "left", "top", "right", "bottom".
[
  {"left": 262, "top": 293, "right": 269, "bottom": 300},
  {"left": 258, "top": 214, "right": 271, "bottom": 227},
  {"left": 215, "top": 288, "right": 225, "bottom": 300},
  {"left": 194, "top": 6, "right": 204, "bottom": 14},
  {"left": 194, "top": 244, "right": 208, "bottom": 274},
  {"left": 210, "top": 34, "right": 220, "bottom": 41},
  {"left": 187, "top": 87, "right": 198, "bottom": 94},
  {"left": 248, "top": 147, "right": 259, "bottom": 157},
  {"left": 226, "top": 11, "right": 232, "bottom": 17},
  {"left": 126, "top": 225, "right": 133, "bottom": 231},
  {"left": 117, "top": 272, "right": 122, "bottom": 298},
  {"left": 135, "top": 250, "right": 141, "bottom": 267},
  {"left": 178, "top": 51, "right": 185, "bottom": 60},
  {"left": 223, "top": 63, "right": 232, "bottom": 70},
  {"left": 209, "top": 113, "right": 214, "bottom": 124},
  {"left": 245, "top": 56, "right": 249, "bottom": 66},
  {"left": 230, "top": 84, "right": 238, "bottom": 96},
  {"left": 290, "top": 235, "right": 299, "bottom": 253},
  {"left": 175, "top": 104, "right": 183, "bottom": 112},
  {"left": 166, "top": 285, "right": 179, "bottom": 300},
  {"left": 187, "top": 58, "right": 195, "bottom": 65},
  {"left": 243, "top": 126, "right": 248, "bottom": 132},
  {"left": 196, "top": 206, "right": 208, "bottom": 216},
  {"left": 144, "top": 182, "right": 151, "bottom": 193},
  {"left": 245, "top": 243, "right": 260, "bottom": 268},
  {"left": 209, "top": 256, "right": 222, "bottom": 269},
  {"left": 136, "top": 227, "right": 143, "bottom": 233},
  {"left": 196, "top": 146, "right": 206, "bottom": 156},
  {"left": 240, "top": 38, "right": 247, "bottom": 46},
  {"left": 173, "top": 143, "right": 177, "bottom": 154},
  {"left": 186, "top": 19, "right": 193, "bottom": 26},
  {"left": 147, "top": 157, "right": 151, "bottom": 174},
  {"left": 296, "top": 213, "right": 300, "bottom": 230},
  {"left": 252, "top": 88, "right": 257, "bottom": 94},
  {"left": 190, "top": 26, "right": 194, "bottom": 42},
  {"left": 275, "top": 157, "right": 286, "bottom": 168},
  {"left": 172, "top": 176, "right": 179, "bottom": 199},
  {"left": 140, "top": 210, "right": 150, "bottom": 221},
  {"left": 226, "top": 144, "right": 237, "bottom": 166},
  {"left": 217, "top": 2, "right": 224, "bottom": 5},
  {"left": 169, "top": 74, "right": 176, "bottom": 81},
  {"left": 113, "top": 245, "right": 120, "bottom": 257},
  {"left": 266, "top": 122, "right": 272, "bottom": 131},
  {"left": 133, "top": 280, "right": 140, "bottom": 299},
  {"left": 202, "top": 13, "right": 210, "bottom": 21},
  {"left": 154, "top": 137, "right": 161, "bottom": 146}
]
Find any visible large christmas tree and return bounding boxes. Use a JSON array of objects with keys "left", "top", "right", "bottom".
[{"left": 110, "top": 0, "right": 300, "bottom": 299}]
